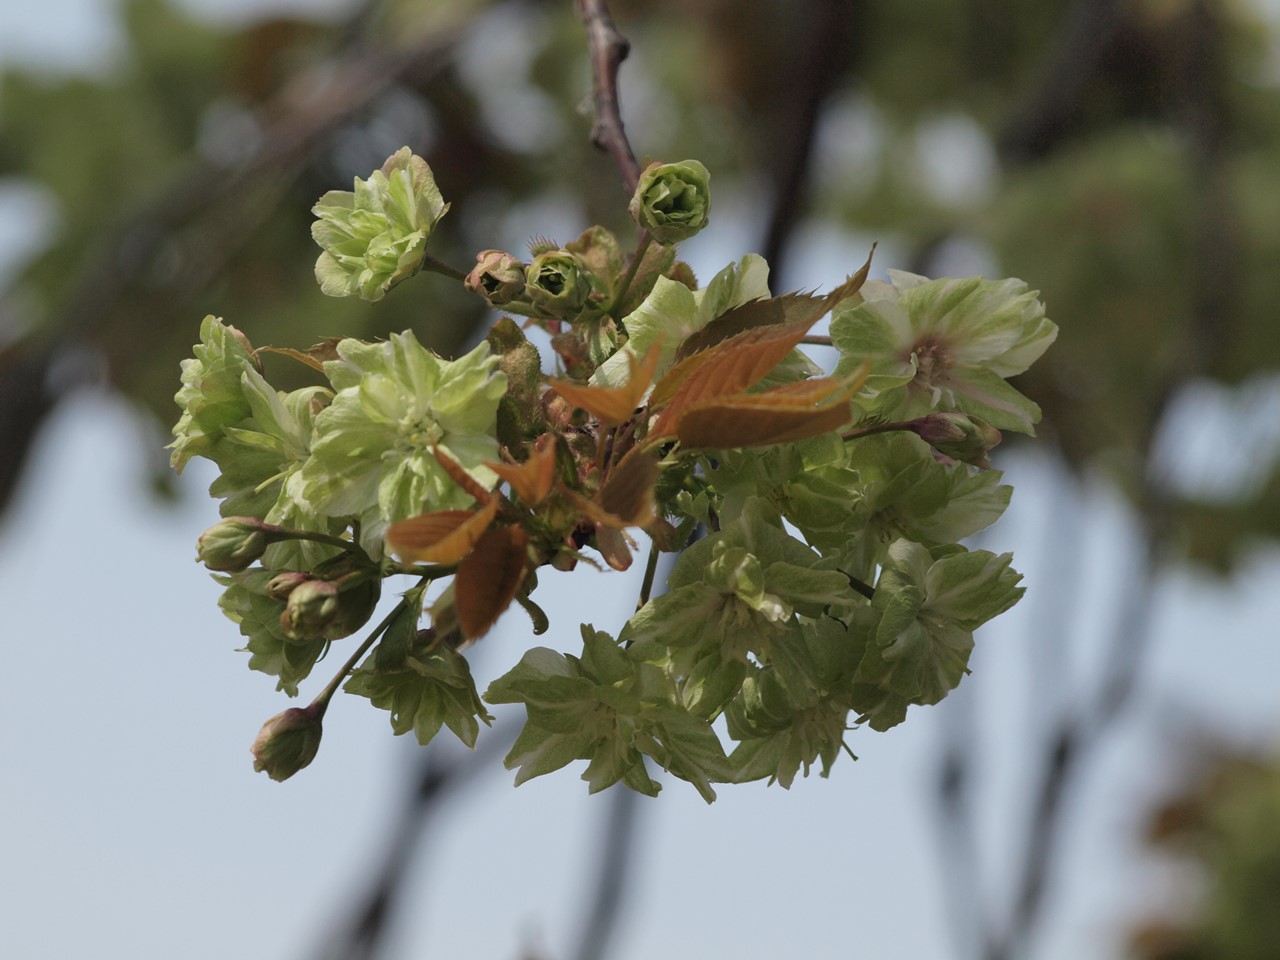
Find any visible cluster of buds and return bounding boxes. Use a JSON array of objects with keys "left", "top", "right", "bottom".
[
  {"left": 197, "top": 518, "right": 381, "bottom": 643},
  {"left": 462, "top": 159, "right": 710, "bottom": 323},
  {"left": 465, "top": 246, "right": 593, "bottom": 321}
]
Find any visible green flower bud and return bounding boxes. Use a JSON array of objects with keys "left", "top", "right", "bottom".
[
  {"left": 909, "top": 412, "right": 1003, "bottom": 467},
  {"left": 628, "top": 160, "right": 711, "bottom": 245},
  {"left": 266, "top": 571, "right": 311, "bottom": 602},
  {"left": 251, "top": 705, "right": 323, "bottom": 782},
  {"left": 311, "top": 147, "right": 449, "bottom": 302},
  {"left": 465, "top": 249, "right": 527, "bottom": 305},
  {"left": 524, "top": 250, "right": 590, "bottom": 319},
  {"left": 323, "top": 576, "right": 381, "bottom": 641},
  {"left": 280, "top": 579, "right": 340, "bottom": 640},
  {"left": 196, "top": 517, "right": 271, "bottom": 572}
]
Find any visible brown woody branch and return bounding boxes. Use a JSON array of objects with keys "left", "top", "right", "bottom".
[{"left": 575, "top": 0, "right": 641, "bottom": 194}]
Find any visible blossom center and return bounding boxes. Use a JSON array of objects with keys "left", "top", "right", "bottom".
[
  {"left": 911, "top": 337, "right": 952, "bottom": 382},
  {"left": 397, "top": 413, "right": 443, "bottom": 451}
]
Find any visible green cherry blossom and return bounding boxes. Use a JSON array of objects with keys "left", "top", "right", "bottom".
[
  {"left": 852, "top": 539, "right": 1024, "bottom": 730},
  {"left": 311, "top": 147, "right": 449, "bottom": 302},
  {"left": 298, "top": 331, "right": 506, "bottom": 549},
  {"left": 832, "top": 270, "right": 1057, "bottom": 433}
]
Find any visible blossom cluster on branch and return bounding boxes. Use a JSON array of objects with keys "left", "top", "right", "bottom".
[{"left": 172, "top": 147, "right": 1054, "bottom": 798}]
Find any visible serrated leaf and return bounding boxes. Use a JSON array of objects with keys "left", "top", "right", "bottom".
[
  {"left": 431, "top": 445, "right": 495, "bottom": 505},
  {"left": 374, "top": 584, "right": 428, "bottom": 671},
  {"left": 256, "top": 339, "right": 343, "bottom": 373},
  {"left": 598, "top": 449, "right": 660, "bottom": 527},
  {"left": 385, "top": 499, "right": 499, "bottom": 564},
  {"left": 455, "top": 525, "right": 530, "bottom": 640},
  {"left": 594, "top": 524, "right": 634, "bottom": 571},
  {"left": 345, "top": 644, "right": 492, "bottom": 747},
  {"left": 675, "top": 375, "right": 862, "bottom": 449},
  {"left": 673, "top": 246, "right": 874, "bottom": 361},
  {"left": 546, "top": 340, "right": 662, "bottom": 426},
  {"left": 647, "top": 347, "right": 715, "bottom": 411},
  {"left": 486, "top": 433, "right": 557, "bottom": 507},
  {"left": 649, "top": 319, "right": 821, "bottom": 439}
]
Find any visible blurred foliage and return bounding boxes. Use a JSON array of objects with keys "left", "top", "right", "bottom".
[
  {"left": 1130, "top": 748, "right": 1280, "bottom": 960},
  {"left": 1, "top": 0, "right": 1279, "bottom": 571}
]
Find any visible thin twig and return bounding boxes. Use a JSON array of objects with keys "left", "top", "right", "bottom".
[
  {"left": 761, "top": 0, "right": 858, "bottom": 281},
  {"left": 574, "top": 0, "right": 641, "bottom": 194},
  {"left": 570, "top": 785, "right": 643, "bottom": 960},
  {"left": 995, "top": 0, "right": 1132, "bottom": 164},
  {"left": 309, "top": 725, "right": 519, "bottom": 960},
  {"left": 978, "top": 5, "right": 1230, "bottom": 957},
  {"left": 934, "top": 679, "right": 986, "bottom": 960}
]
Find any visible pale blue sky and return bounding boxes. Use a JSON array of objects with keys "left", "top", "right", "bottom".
[{"left": 3, "top": 3, "right": 1280, "bottom": 960}]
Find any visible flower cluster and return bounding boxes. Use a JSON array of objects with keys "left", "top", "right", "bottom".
[{"left": 174, "top": 148, "right": 1055, "bottom": 797}]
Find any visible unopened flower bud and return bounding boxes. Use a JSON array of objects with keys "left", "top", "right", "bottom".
[
  {"left": 266, "top": 571, "right": 311, "bottom": 602},
  {"left": 251, "top": 705, "right": 323, "bottom": 782},
  {"left": 281, "top": 578, "right": 340, "bottom": 640},
  {"left": 465, "top": 249, "right": 527, "bottom": 305},
  {"left": 525, "top": 250, "right": 589, "bottom": 319},
  {"left": 323, "top": 577, "right": 381, "bottom": 641},
  {"left": 628, "top": 160, "right": 711, "bottom": 245},
  {"left": 196, "top": 517, "right": 270, "bottom": 572},
  {"left": 910, "top": 412, "right": 1003, "bottom": 467}
]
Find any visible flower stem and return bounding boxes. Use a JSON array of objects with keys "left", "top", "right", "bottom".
[
  {"left": 394, "top": 562, "right": 460, "bottom": 580},
  {"left": 311, "top": 588, "right": 418, "bottom": 713},
  {"left": 841, "top": 420, "right": 917, "bottom": 442},
  {"left": 636, "top": 540, "right": 659, "bottom": 612},
  {"left": 608, "top": 231, "right": 651, "bottom": 323},
  {"left": 421, "top": 252, "right": 468, "bottom": 282}
]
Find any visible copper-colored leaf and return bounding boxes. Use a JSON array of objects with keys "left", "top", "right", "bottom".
[
  {"left": 594, "top": 524, "right": 633, "bottom": 571},
  {"left": 432, "top": 446, "right": 494, "bottom": 505},
  {"left": 598, "top": 449, "right": 659, "bottom": 527},
  {"left": 743, "top": 363, "right": 869, "bottom": 402},
  {"left": 649, "top": 319, "right": 818, "bottom": 439},
  {"left": 675, "top": 374, "right": 863, "bottom": 449},
  {"left": 386, "top": 500, "right": 499, "bottom": 564},
  {"left": 674, "top": 297, "right": 790, "bottom": 361},
  {"left": 823, "top": 243, "right": 877, "bottom": 309},
  {"left": 257, "top": 339, "right": 344, "bottom": 372},
  {"left": 649, "top": 347, "right": 716, "bottom": 412},
  {"left": 672, "top": 245, "right": 875, "bottom": 362},
  {"left": 487, "top": 434, "right": 557, "bottom": 506},
  {"left": 455, "top": 525, "right": 531, "bottom": 640},
  {"left": 677, "top": 400, "right": 854, "bottom": 449},
  {"left": 545, "top": 341, "right": 662, "bottom": 427}
]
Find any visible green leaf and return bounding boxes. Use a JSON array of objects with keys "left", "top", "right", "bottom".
[
  {"left": 217, "top": 570, "right": 326, "bottom": 697},
  {"left": 484, "top": 627, "right": 728, "bottom": 798},
  {"left": 374, "top": 584, "right": 428, "bottom": 671},
  {"left": 592, "top": 254, "right": 771, "bottom": 389},
  {"left": 345, "top": 643, "right": 492, "bottom": 748}
]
